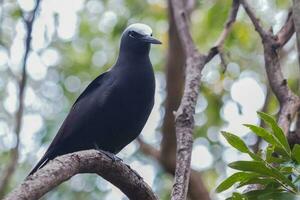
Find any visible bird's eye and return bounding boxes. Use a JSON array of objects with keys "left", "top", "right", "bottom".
[{"left": 150, "top": 33, "right": 153, "bottom": 36}]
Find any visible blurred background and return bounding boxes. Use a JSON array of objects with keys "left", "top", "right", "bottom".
[{"left": 0, "top": 0, "right": 298, "bottom": 199}]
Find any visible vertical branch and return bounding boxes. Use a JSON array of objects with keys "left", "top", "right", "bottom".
[
  {"left": 0, "top": 0, "right": 41, "bottom": 197},
  {"left": 162, "top": 1, "right": 210, "bottom": 199},
  {"left": 170, "top": 0, "right": 240, "bottom": 199},
  {"left": 170, "top": 0, "right": 205, "bottom": 199}
]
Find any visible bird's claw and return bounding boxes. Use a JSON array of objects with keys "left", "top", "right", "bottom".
[
  {"left": 93, "top": 144, "right": 141, "bottom": 179},
  {"left": 96, "top": 149, "right": 122, "bottom": 162}
]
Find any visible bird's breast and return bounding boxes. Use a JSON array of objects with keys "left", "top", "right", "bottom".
[{"left": 112, "top": 67, "right": 155, "bottom": 125}]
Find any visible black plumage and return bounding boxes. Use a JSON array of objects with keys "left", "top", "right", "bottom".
[{"left": 28, "top": 23, "right": 161, "bottom": 176}]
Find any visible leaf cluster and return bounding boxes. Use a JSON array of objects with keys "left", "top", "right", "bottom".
[{"left": 216, "top": 112, "right": 300, "bottom": 200}]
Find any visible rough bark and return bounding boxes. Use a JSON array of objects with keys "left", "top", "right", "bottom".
[
  {"left": 0, "top": 0, "right": 41, "bottom": 198},
  {"left": 158, "top": 0, "right": 214, "bottom": 199},
  {"left": 4, "top": 150, "right": 157, "bottom": 200},
  {"left": 170, "top": 0, "right": 240, "bottom": 199},
  {"left": 169, "top": 2, "right": 205, "bottom": 199}
]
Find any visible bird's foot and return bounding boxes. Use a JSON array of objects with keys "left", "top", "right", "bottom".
[
  {"left": 125, "top": 164, "right": 143, "bottom": 180},
  {"left": 94, "top": 143, "right": 122, "bottom": 162},
  {"left": 96, "top": 149, "right": 122, "bottom": 162}
]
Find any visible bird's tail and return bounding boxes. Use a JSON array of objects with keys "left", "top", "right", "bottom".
[{"left": 27, "top": 154, "right": 50, "bottom": 177}]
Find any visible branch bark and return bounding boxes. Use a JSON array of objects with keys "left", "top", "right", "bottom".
[
  {"left": 206, "top": 0, "right": 240, "bottom": 62},
  {"left": 241, "top": 0, "right": 300, "bottom": 136},
  {"left": 170, "top": 1, "right": 206, "bottom": 199},
  {"left": 158, "top": 1, "right": 211, "bottom": 199},
  {"left": 170, "top": 0, "right": 240, "bottom": 199},
  {"left": 4, "top": 150, "right": 157, "bottom": 200},
  {"left": 0, "top": 0, "right": 41, "bottom": 197}
]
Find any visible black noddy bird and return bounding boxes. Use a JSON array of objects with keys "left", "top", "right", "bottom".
[{"left": 28, "top": 23, "right": 161, "bottom": 176}]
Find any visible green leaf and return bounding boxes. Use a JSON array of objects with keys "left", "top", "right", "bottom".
[
  {"left": 248, "top": 151, "right": 264, "bottom": 162},
  {"left": 244, "top": 124, "right": 278, "bottom": 146},
  {"left": 229, "top": 161, "right": 297, "bottom": 191},
  {"left": 280, "top": 166, "right": 293, "bottom": 174},
  {"left": 237, "top": 177, "right": 276, "bottom": 188},
  {"left": 244, "top": 190, "right": 299, "bottom": 200},
  {"left": 221, "top": 131, "right": 249, "bottom": 153},
  {"left": 292, "top": 144, "right": 300, "bottom": 164},
  {"left": 229, "top": 161, "right": 273, "bottom": 176},
  {"left": 216, "top": 172, "right": 255, "bottom": 193},
  {"left": 257, "top": 112, "right": 291, "bottom": 155},
  {"left": 266, "top": 145, "right": 275, "bottom": 163}
]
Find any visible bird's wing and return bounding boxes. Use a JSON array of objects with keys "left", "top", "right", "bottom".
[
  {"left": 29, "top": 71, "right": 114, "bottom": 175},
  {"left": 49, "top": 71, "right": 113, "bottom": 149},
  {"left": 73, "top": 71, "right": 109, "bottom": 105}
]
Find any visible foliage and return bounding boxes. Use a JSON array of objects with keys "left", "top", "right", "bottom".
[{"left": 217, "top": 112, "right": 300, "bottom": 199}]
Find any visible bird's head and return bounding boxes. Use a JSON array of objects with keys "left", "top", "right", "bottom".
[{"left": 120, "top": 23, "right": 161, "bottom": 55}]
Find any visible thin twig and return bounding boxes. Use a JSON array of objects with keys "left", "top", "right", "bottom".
[
  {"left": 0, "top": 0, "right": 41, "bottom": 197},
  {"left": 240, "top": 0, "right": 268, "bottom": 40},
  {"left": 206, "top": 0, "right": 240, "bottom": 64}
]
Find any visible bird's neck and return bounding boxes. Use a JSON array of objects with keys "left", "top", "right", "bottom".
[{"left": 115, "top": 51, "right": 150, "bottom": 69}]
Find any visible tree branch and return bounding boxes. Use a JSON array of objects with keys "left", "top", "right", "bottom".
[
  {"left": 170, "top": 1, "right": 205, "bottom": 199},
  {"left": 276, "top": 10, "right": 294, "bottom": 48},
  {"left": 155, "top": 1, "right": 211, "bottom": 199},
  {"left": 4, "top": 150, "right": 157, "bottom": 200},
  {"left": 170, "top": 0, "right": 240, "bottom": 199},
  {"left": 206, "top": 0, "right": 240, "bottom": 62},
  {"left": 241, "top": 0, "right": 300, "bottom": 136},
  {"left": 0, "top": 0, "right": 41, "bottom": 197},
  {"left": 240, "top": 0, "right": 268, "bottom": 40}
]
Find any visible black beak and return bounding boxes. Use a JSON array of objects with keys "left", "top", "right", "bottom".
[{"left": 140, "top": 35, "right": 162, "bottom": 44}]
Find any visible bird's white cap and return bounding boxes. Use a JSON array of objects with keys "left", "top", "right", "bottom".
[{"left": 125, "top": 23, "right": 153, "bottom": 36}]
